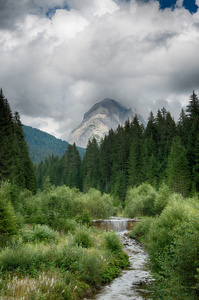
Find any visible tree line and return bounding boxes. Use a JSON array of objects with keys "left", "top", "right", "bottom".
[
  {"left": 35, "top": 91, "right": 199, "bottom": 200},
  {"left": 0, "top": 89, "right": 37, "bottom": 193}
]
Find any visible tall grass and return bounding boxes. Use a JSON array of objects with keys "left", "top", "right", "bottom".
[{"left": 0, "top": 225, "right": 129, "bottom": 299}]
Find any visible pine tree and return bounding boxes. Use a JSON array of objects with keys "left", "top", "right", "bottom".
[
  {"left": 99, "top": 130, "right": 115, "bottom": 193},
  {"left": 185, "top": 91, "right": 199, "bottom": 191},
  {"left": 0, "top": 182, "right": 18, "bottom": 237},
  {"left": 82, "top": 138, "right": 100, "bottom": 192},
  {"left": 166, "top": 137, "right": 191, "bottom": 197},
  {"left": 64, "top": 143, "right": 81, "bottom": 189},
  {"left": 0, "top": 89, "right": 36, "bottom": 192},
  {"left": 0, "top": 89, "right": 15, "bottom": 181},
  {"left": 13, "top": 112, "right": 37, "bottom": 193}
]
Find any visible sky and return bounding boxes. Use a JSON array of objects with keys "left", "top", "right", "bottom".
[{"left": 1, "top": 0, "right": 199, "bottom": 140}]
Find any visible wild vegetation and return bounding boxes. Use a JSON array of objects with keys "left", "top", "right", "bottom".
[
  {"left": 0, "top": 181, "right": 129, "bottom": 299},
  {"left": 1, "top": 89, "right": 199, "bottom": 299},
  {"left": 128, "top": 184, "right": 199, "bottom": 299}
]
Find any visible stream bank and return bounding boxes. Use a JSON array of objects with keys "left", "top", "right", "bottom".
[{"left": 86, "top": 218, "right": 154, "bottom": 300}]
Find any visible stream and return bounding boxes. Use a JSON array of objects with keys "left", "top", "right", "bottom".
[{"left": 87, "top": 218, "right": 153, "bottom": 300}]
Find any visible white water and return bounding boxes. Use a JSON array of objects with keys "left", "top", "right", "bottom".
[{"left": 87, "top": 219, "right": 153, "bottom": 300}]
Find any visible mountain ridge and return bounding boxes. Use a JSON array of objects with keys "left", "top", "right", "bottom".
[{"left": 23, "top": 125, "right": 85, "bottom": 164}]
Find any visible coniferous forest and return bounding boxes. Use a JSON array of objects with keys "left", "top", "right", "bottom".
[
  {"left": 1, "top": 89, "right": 199, "bottom": 299},
  {"left": 35, "top": 90, "right": 199, "bottom": 199}
]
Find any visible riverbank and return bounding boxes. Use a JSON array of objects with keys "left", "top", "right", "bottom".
[
  {"left": 0, "top": 225, "right": 129, "bottom": 299},
  {"left": 86, "top": 224, "right": 153, "bottom": 300}
]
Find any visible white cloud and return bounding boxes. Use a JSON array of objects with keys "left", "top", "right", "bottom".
[
  {"left": 93, "top": 0, "right": 120, "bottom": 17},
  {"left": 0, "top": 0, "right": 199, "bottom": 140}
]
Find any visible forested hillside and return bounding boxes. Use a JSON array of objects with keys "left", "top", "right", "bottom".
[
  {"left": 0, "top": 89, "right": 36, "bottom": 193},
  {"left": 35, "top": 91, "right": 199, "bottom": 199},
  {"left": 23, "top": 125, "right": 85, "bottom": 164}
]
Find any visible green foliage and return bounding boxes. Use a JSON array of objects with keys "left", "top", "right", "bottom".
[
  {"left": 154, "top": 183, "right": 171, "bottom": 215},
  {"left": 124, "top": 183, "right": 157, "bottom": 217},
  {"left": 133, "top": 192, "right": 199, "bottom": 298},
  {"left": 73, "top": 226, "right": 93, "bottom": 248},
  {"left": 0, "top": 90, "right": 36, "bottom": 192},
  {"left": 80, "top": 250, "right": 103, "bottom": 285},
  {"left": 23, "top": 125, "right": 86, "bottom": 164},
  {"left": 129, "top": 217, "right": 154, "bottom": 243},
  {"left": 83, "top": 189, "right": 115, "bottom": 219},
  {"left": 0, "top": 226, "right": 128, "bottom": 299},
  {"left": 20, "top": 225, "right": 57, "bottom": 243},
  {"left": 0, "top": 182, "right": 18, "bottom": 242},
  {"left": 76, "top": 210, "right": 92, "bottom": 227},
  {"left": 166, "top": 137, "right": 191, "bottom": 196},
  {"left": 103, "top": 231, "right": 123, "bottom": 253}
]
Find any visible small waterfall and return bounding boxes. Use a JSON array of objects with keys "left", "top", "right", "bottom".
[
  {"left": 87, "top": 217, "right": 153, "bottom": 300},
  {"left": 92, "top": 217, "right": 139, "bottom": 232}
]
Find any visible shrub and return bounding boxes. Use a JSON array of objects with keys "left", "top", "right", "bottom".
[
  {"left": 0, "top": 243, "right": 45, "bottom": 273},
  {"left": 103, "top": 232, "right": 123, "bottom": 253},
  {"left": 73, "top": 227, "right": 93, "bottom": 248},
  {"left": 124, "top": 183, "right": 157, "bottom": 218},
  {"left": 129, "top": 217, "right": 154, "bottom": 243},
  {"left": 76, "top": 210, "right": 92, "bottom": 227},
  {"left": 20, "top": 225, "right": 57, "bottom": 243},
  {"left": 80, "top": 250, "right": 103, "bottom": 285},
  {"left": 154, "top": 183, "right": 171, "bottom": 215},
  {"left": 83, "top": 189, "right": 115, "bottom": 219}
]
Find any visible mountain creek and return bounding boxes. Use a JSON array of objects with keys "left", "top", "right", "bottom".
[{"left": 86, "top": 217, "right": 154, "bottom": 300}]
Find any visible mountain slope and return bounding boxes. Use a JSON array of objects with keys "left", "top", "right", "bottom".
[
  {"left": 68, "top": 98, "right": 146, "bottom": 148},
  {"left": 23, "top": 125, "right": 85, "bottom": 164}
]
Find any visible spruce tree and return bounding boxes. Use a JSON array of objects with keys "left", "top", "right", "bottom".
[
  {"left": 64, "top": 143, "right": 81, "bottom": 189},
  {"left": 82, "top": 138, "right": 100, "bottom": 192},
  {"left": 166, "top": 137, "right": 191, "bottom": 197},
  {"left": 13, "top": 112, "right": 37, "bottom": 193},
  {"left": 185, "top": 91, "right": 199, "bottom": 191},
  {"left": 0, "top": 89, "right": 36, "bottom": 192},
  {"left": 0, "top": 182, "right": 18, "bottom": 237},
  {"left": 0, "top": 89, "right": 15, "bottom": 181}
]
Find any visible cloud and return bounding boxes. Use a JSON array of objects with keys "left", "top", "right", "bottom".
[{"left": 0, "top": 0, "right": 199, "bottom": 140}]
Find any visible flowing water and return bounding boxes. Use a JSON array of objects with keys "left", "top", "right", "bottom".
[{"left": 87, "top": 218, "right": 153, "bottom": 300}]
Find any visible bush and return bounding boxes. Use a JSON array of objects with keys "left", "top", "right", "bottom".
[
  {"left": 76, "top": 210, "right": 92, "bottom": 227},
  {"left": 80, "top": 250, "right": 103, "bottom": 285},
  {"left": 124, "top": 183, "right": 157, "bottom": 218},
  {"left": 129, "top": 217, "right": 154, "bottom": 243},
  {"left": 0, "top": 243, "right": 45, "bottom": 273},
  {"left": 73, "top": 227, "right": 93, "bottom": 248},
  {"left": 154, "top": 183, "right": 171, "bottom": 215},
  {"left": 20, "top": 225, "right": 57, "bottom": 243},
  {"left": 103, "top": 232, "right": 123, "bottom": 253},
  {"left": 83, "top": 189, "right": 115, "bottom": 219}
]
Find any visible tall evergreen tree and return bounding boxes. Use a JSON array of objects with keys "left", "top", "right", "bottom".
[
  {"left": 127, "top": 115, "right": 144, "bottom": 188},
  {"left": 99, "top": 130, "right": 115, "bottom": 193},
  {"left": 185, "top": 91, "right": 199, "bottom": 191},
  {"left": 13, "top": 112, "right": 37, "bottom": 193},
  {"left": 166, "top": 137, "right": 191, "bottom": 197},
  {"left": 65, "top": 143, "right": 81, "bottom": 189},
  {"left": 82, "top": 138, "right": 100, "bottom": 192},
  {"left": 0, "top": 89, "right": 15, "bottom": 181},
  {"left": 0, "top": 89, "right": 36, "bottom": 192}
]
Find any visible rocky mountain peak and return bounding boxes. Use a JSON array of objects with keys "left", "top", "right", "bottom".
[{"left": 68, "top": 98, "right": 145, "bottom": 148}]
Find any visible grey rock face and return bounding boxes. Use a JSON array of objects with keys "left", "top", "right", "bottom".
[{"left": 68, "top": 98, "right": 146, "bottom": 148}]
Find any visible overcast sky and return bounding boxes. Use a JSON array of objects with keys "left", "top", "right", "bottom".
[{"left": 1, "top": 0, "right": 199, "bottom": 140}]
